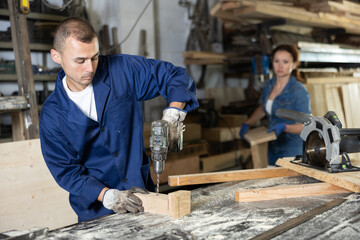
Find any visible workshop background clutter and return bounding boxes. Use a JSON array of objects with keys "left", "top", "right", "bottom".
[{"left": 1, "top": 0, "right": 360, "bottom": 239}]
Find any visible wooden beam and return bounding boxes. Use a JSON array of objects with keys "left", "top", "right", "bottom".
[
  {"left": 134, "top": 190, "right": 191, "bottom": 219},
  {"left": 8, "top": 0, "right": 39, "bottom": 140},
  {"left": 244, "top": 126, "right": 276, "bottom": 145},
  {"left": 235, "top": 182, "right": 351, "bottom": 202},
  {"left": 168, "top": 167, "right": 302, "bottom": 186},
  {"left": 276, "top": 157, "right": 360, "bottom": 192}
]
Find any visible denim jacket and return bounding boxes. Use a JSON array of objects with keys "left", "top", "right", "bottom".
[{"left": 259, "top": 75, "right": 311, "bottom": 165}]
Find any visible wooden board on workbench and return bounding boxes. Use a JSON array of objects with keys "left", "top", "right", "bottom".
[{"left": 276, "top": 157, "right": 360, "bottom": 192}]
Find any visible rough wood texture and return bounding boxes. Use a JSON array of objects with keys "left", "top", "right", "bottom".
[
  {"left": 236, "top": 183, "right": 351, "bottom": 202},
  {"left": 200, "top": 149, "right": 251, "bottom": 172},
  {"left": 0, "top": 139, "right": 77, "bottom": 232},
  {"left": 134, "top": 190, "right": 191, "bottom": 219},
  {"left": 276, "top": 157, "right": 360, "bottom": 192},
  {"left": 168, "top": 167, "right": 302, "bottom": 186},
  {"left": 0, "top": 96, "right": 28, "bottom": 113}
]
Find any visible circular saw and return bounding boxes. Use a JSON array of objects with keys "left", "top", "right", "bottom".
[{"left": 276, "top": 109, "right": 360, "bottom": 173}]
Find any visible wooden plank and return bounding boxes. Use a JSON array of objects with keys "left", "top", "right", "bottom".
[
  {"left": 202, "top": 126, "right": 241, "bottom": 142},
  {"left": 325, "top": 85, "right": 346, "bottom": 128},
  {"left": 276, "top": 157, "right": 360, "bottom": 192},
  {"left": 134, "top": 190, "right": 190, "bottom": 219},
  {"left": 168, "top": 167, "right": 302, "bottom": 186},
  {"left": 0, "top": 139, "right": 77, "bottom": 232},
  {"left": 183, "top": 51, "right": 227, "bottom": 60},
  {"left": 306, "top": 84, "right": 327, "bottom": 117},
  {"left": 244, "top": 127, "right": 276, "bottom": 168},
  {"left": 342, "top": 83, "right": 360, "bottom": 128},
  {"left": 0, "top": 96, "right": 28, "bottom": 113},
  {"left": 235, "top": 183, "right": 351, "bottom": 202},
  {"left": 306, "top": 77, "right": 360, "bottom": 84},
  {"left": 200, "top": 149, "right": 251, "bottom": 172},
  {"left": 150, "top": 156, "right": 200, "bottom": 185},
  {"left": 244, "top": 126, "right": 276, "bottom": 145}
]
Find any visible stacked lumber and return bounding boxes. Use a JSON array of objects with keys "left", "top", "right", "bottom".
[{"left": 213, "top": 0, "right": 360, "bottom": 35}]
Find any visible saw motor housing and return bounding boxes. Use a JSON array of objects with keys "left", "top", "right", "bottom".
[{"left": 300, "top": 114, "right": 342, "bottom": 170}]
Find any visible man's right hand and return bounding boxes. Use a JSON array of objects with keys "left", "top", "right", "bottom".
[{"left": 102, "top": 189, "right": 144, "bottom": 213}]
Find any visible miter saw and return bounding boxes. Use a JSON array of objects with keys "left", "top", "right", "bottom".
[{"left": 276, "top": 108, "right": 360, "bottom": 173}]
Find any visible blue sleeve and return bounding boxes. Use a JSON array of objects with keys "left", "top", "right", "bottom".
[
  {"left": 109, "top": 55, "right": 198, "bottom": 112},
  {"left": 39, "top": 107, "right": 106, "bottom": 207}
]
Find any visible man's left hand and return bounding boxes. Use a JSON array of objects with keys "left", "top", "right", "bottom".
[{"left": 268, "top": 123, "right": 286, "bottom": 137}]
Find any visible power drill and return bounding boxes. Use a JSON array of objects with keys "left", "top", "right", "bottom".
[{"left": 150, "top": 120, "right": 184, "bottom": 195}]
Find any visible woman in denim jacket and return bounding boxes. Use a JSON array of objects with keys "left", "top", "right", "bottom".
[{"left": 240, "top": 45, "right": 311, "bottom": 165}]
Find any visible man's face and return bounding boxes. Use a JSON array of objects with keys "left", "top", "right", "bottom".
[{"left": 51, "top": 36, "right": 99, "bottom": 92}]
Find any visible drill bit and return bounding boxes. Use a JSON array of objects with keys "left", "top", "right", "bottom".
[{"left": 156, "top": 174, "right": 160, "bottom": 196}]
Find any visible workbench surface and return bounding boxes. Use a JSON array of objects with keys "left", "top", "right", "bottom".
[{"left": 39, "top": 175, "right": 360, "bottom": 240}]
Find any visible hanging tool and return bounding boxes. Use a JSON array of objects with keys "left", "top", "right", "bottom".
[{"left": 276, "top": 108, "right": 360, "bottom": 172}]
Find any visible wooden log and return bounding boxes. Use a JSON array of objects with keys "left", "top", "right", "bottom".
[
  {"left": 168, "top": 167, "right": 302, "bottom": 186},
  {"left": 276, "top": 157, "right": 360, "bottom": 192},
  {"left": 235, "top": 182, "right": 351, "bottom": 202},
  {"left": 200, "top": 149, "right": 251, "bottom": 172},
  {"left": 134, "top": 190, "right": 191, "bottom": 219}
]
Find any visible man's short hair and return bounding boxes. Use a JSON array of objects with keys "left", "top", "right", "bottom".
[{"left": 53, "top": 17, "right": 97, "bottom": 53}]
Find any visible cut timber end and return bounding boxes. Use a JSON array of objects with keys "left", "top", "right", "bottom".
[
  {"left": 168, "top": 167, "right": 302, "bottom": 186},
  {"left": 235, "top": 182, "right": 351, "bottom": 202},
  {"left": 134, "top": 190, "right": 191, "bottom": 219},
  {"left": 276, "top": 157, "right": 360, "bottom": 193}
]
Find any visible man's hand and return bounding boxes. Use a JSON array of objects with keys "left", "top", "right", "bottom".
[
  {"left": 267, "top": 123, "right": 286, "bottom": 137},
  {"left": 102, "top": 189, "right": 144, "bottom": 214},
  {"left": 162, "top": 107, "right": 187, "bottom": 152}
]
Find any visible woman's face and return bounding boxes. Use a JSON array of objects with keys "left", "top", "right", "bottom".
[{"left": 272, "top": 50, "right": 296, "bottom": 79}]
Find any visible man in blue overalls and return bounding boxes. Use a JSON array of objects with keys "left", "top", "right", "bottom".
[{"left": 39, "top": 17, "right": 198, "bottom": 222}]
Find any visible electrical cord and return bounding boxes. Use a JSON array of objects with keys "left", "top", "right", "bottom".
[{"left": 105, "top": 0, "right": 153, "bottom": 54}]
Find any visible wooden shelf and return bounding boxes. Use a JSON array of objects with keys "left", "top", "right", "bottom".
[
  {"left": 0, "top": 8, "right": 67, "bottom": 22},
  {"left": 0, "top": 74, "right": 57, "bottom": 81},
  {"left": 0, "top": 41, "right": 52, "bottom": 51}
]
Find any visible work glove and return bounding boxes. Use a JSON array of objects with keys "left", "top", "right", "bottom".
[
  {"left": 162, "top": 107, "right": 187, "bottom": 152},
  {"left": 239, "top": 123, "right": 249, "bottom": 140},
  {"left": 267, "top": 123, "right": 286, "bottom": 137},
  {"left": 102, "top": 189, "right": 144, "bottom": 214}
]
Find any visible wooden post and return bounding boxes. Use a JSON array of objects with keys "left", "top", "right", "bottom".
[{"left": 8, "top": 0, "right": 39, "bottom": 140}]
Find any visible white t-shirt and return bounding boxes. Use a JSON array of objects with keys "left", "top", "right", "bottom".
[
  {"left": 62, "top": 76, "right": 98, "bottom": 122},
  {"left": 265, "top": 99, "right": 273, "bottom": 115}
]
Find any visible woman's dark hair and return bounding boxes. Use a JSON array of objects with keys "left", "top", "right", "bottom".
[{"left": 271, "top": 44, "right": 303, "bottom": 82}]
